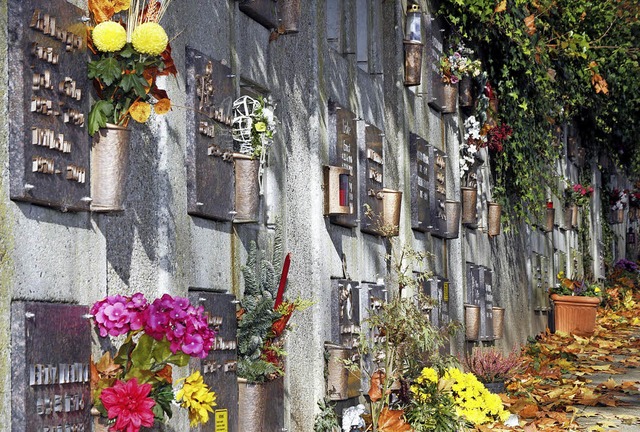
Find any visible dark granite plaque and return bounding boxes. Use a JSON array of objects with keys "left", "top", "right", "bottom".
[
  {"left": 429, "top": 147, "right": 447, "bottom": 237},
  {"left": 11, "top": 301, "right": 91, "bottom": 432},
  {"left": 361, "top": 123, "right": 385, "bottom": 235},
  {"left": 410, "top": 133, "right": 432, "bottom": 232},
  {"left": 239, "top": 0, "right": 279, "bottom": 30},
  {"left": 331, "top": 279, "right": 361, "bottom": 348},
  {"left": 8, "top": 0, "right": 90, "bottom": 211},
  {"left": 425, "top": 14, "right": 446, "bottom": 112},
  {"left": 480, "top": 267, "right": 494, "bottom": 341},
  {"left": 185, "top": 47, "right": 236, "bottom": 221},
  {"left": 328, "top": 101, "right": 359, "bottom": 227},
  {"left": 189, "top": 291, "right": 238, "bottom": 432}
]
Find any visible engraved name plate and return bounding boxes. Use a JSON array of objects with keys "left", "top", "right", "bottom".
[
  {"left": 429, "top": 147, "right": 448, "bottom": 237},
  {"left": 8, "top": 0, "right": 90, "bottom": 211},
  {"left": 189, "top": 291, "right": 238, "bottom": 432},
  {"left": 185, "top": 47, "right": 236, "bottom": 221},
  {"left": 11, "top": 302, "right": 91, "bottom": 431},
  {"left": 361, "top": 123, "right": 385, "bottom": 235}
]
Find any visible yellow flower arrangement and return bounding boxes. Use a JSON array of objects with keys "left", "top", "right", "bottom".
[
  {"left": 87, "top": 0, "right": 176, "bottom": 135},
  {"left": 92, "top": 21, "right": 127, "bottom": 52},
  {"left": 176, "top": 371, "right": 217, "bottom": 427},
  {"left": 132, "top": 22, "right": 169, "bottom": 56}
]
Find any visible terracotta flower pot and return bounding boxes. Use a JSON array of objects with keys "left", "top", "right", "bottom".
[{"left": 551, "top": 294, "right": 600, "bottom": 336}]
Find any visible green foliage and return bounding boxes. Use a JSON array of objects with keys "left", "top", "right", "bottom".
[
  {"left": 237, "top": 223, "right": 285, "bottom": 383},
  {"left": 438, "top": 0, "right": 640, "bottom": 222},
  {"left": 313, "top": 398, "right": 340, "bottom": 432},
  {"left": 405, "top": 390, "right": 463, "bottom": 432}
]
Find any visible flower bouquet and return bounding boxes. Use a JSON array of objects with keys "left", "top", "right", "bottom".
[
  {"left": 439, "top": 43, "right": 482, "bottom": 84},
  {"left": 485, "top": 123, "right": 512, "bottom": 153},
  {"left": 86, "top": 0, "right": 177, "bottom": 135},
  {"left": 551, "top": 272, "right": 601, "bottom": 297},
  {"left": 610, "top": 188, "right": 629, "bottom": 211},
  {"left": 90, "top": 293, "right": 217, "bottom": 431},
  {"left": 460, "top": 115, "right": 486, "bottom": 185},
  {"left": 566, "top": 183, "right": 594, "bottom": 207}
]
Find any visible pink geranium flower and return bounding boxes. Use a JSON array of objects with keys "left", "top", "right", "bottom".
[{"left": 100, "top": 378, "right": 155, "bottom": 432}]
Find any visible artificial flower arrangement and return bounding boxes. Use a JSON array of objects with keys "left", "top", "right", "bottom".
[
  {"left": 460, "top": 115, "right": 486, "bottom": 183},
  {"left": 610, "top": 188, "right": 629, "bottom": 211},
  {"left": 90, "top": 293, "right": 218, "bottom": 431},
  {"left": 86, "top": 0, "right": 177, "bottom": 135},
  {"left": 565, "top": 183, "right": 594, "bottom": 207},
  {"left": 439, "top": 43, "right": 482, "bottom": 84},
  {"left": 406, "top": 366, "right": 511, "bottom": 430},
  {"left": 551, "top": 272, "right": 601, "bottom": 297},
  {"left": 485, "top": 122, "right": 512, "bottom": 153},
  {"left": 231, "top": 95, "right": 278, "bottom": 194}
]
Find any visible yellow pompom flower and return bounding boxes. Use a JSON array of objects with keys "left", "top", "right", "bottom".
[
  {"left": 92, "top": 21, "right": 127, "bottom": 52},
  {"left": 129, "top": 101, "right": 152, "bottom": 123},
  {"left": 254, "top": 121, "right": 267, "bottom": 132},
  {"left": 176, "top": 371, "right": 217, "bottom": 427},
  {"left": 132, "top": 22, "right": 169, "bottom": 56}
]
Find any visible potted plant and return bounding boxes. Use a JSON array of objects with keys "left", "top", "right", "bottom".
[
  {"left": 550, "top": 272, "right": 602, "bottom": 336},
  {"left": 236, "top": 222, "right": 310, "bottom": 432},
  {"left": 89, "top": 293, "right": 218, "bottom": 431},
  {"left": 86, "top": 0, "right": 177, "bottom": 211},
  {"left": 406, "top": 366, "right": 511, "bottom": 430},
  {"left": 462, "top": 347, "right": 523, "bottom": 394}
]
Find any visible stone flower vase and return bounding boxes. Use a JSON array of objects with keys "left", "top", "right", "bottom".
[
  {"left": 91, "top": 123, "right": 130, "bottom": 212},
  {"left": 551, "top": 294, "right": 600, "bottom": 336},
  {"left": 488, "top": 202, "right": 502, "bottom": 237}
]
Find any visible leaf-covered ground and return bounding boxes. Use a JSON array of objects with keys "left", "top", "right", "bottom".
[{"left": 477, "top": 289, "right": 640, "bottom": 432}]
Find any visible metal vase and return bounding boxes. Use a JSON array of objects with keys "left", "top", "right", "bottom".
[
  {"left": 564, "top": 205, "right": 574, "bottom": 229},
  {"left": 325, "top": 343, "right": 360, "bottom": 400},
  {"left": 459, "top": 75, "right": 474, "bottom": 107},
  {"left": 442, "top": 82, "right": 458, "bottom": 113},
  {"left": 238, "top": 378, "right": 284, "bottom": 432},
  {"left": 234, "top": 154, "right": 260, "bottom": 223},
  {"left": 381, "top": 188, "right": 402, "bottom": 237},
  {"left": 492, "top": 306, "right": 505, "bottom": 339},
  {"left": 445, "top": 200, "right": 461, "bottom": 239},
  {"left": 544, "top": 207, "right": 555, "bottom": 232},
  {"left": 611, "top": 208, "right": 624, "bottom": 224},
  {"left": 403, "top": 41, "right": 423, "bottom": 86},
  {"left": 488, "top": 202, "right": 502, "bottom": 237},
  {"left": 465, "top": 304, "right": 480, "bottom": 340},
  {"left": 91, "top": 123, "right": 130, "bottom": 212},
  {"left": 278, "top": 0, "right": 301, "bottom": 34},
  {"left": 461, "top": 187, "right": 478, "bottom": 225},
  {"left": 571, "top": 204, "right": 579, "bottom": 228}
]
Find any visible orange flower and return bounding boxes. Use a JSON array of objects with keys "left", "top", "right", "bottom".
[
  {"left": 129, "top": 101, "right": 152, "bottom": 123},
  {"left": 154, "top": 98, "right": 171, "bottom": 115}
]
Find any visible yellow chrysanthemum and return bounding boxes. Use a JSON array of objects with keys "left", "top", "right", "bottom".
[
  {"left": 254, "top": 121, "right": 267, "bottom": 132},
  {"left": 112, "top": 0, "right": 131, "bottom": 13},
  {"left": 132, "top": 22, "right": 168, "bottom": 56},
  {"left": 92, "top": 21, "right": 127, "bottom": 52},
  {"left": 418, "top": 367, "right": 438, "bottom": 384},
  {"left": 176, "top": 371, "right": 217, "bottom": 427},
  {"left": 129, "top": 101, "right": 152, "bottom": 123},
  {"left": 154, "top": 98, "right": 171, "bottom": 115}
]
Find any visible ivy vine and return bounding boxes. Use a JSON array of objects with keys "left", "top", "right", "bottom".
[{"left": 437, "top": 0, "right": 640, "bottom": 224}]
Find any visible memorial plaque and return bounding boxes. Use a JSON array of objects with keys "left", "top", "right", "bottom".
[
  {"left": 185, "top": 47, "right": 236, "bottom": 221},
  {"left": 189, "top": 291, "right": 238, "bottom": 432},
  {"left": 410, "top": 133, "right": 432, "bottom": 232},
  {"left": 239, "top": 0, "right": 279, "bottom": 30},
  {"left": 328, "top": 101, "right": 359, "bottom": 227},
  {"left": 11, "top": 301, "right": 91, "bottom": 432},
  {"left": 8, "top": 0, "right": 90, "bottom": 211},
  {"left": 480, "top": 267, "right": 494, "bottom": 341},
  {"left": 429, "top": 147, "right": 448, "bottom": 237},
  {"left": 466, "top": 262, "right": 482, "bottom": 341},
  {"left": 425, "top": 14, "right": 446, "bottom": 112},
  {"left": 422, "top": 275, "right": 449, "bottom": 329},
  {"left": 331, "top": 279, "right": 361, "bottom": 348},
  {"left": 361, "top": 123, "right": 385, "bottom": 235}
]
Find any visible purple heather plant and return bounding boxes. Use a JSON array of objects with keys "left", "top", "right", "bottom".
[
  {"left": 462, "top": 348, "right": 523, "bottom": 383},
  {"left": 614, "top": 259, "right": 640, "bottom": 273}
]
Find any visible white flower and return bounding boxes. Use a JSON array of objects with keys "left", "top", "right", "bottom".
[{"left": 262, "top": 107, "right": 275, "bottom": 127}]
